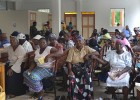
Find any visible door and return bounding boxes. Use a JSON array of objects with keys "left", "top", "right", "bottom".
[
  {"left": 64, "top": 13, "right": 77, "bottom": 30},
  {"left": 48, "top": 14, "right": 52, "bottom": 28},
  {"left": 82, "top": 12, "right": 95, "bottom": 39},
  {"left": 30, "top": 12, "right": 36, "bottom": 26}
]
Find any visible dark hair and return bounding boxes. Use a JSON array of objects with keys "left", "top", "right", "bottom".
[
  {"left": 47, "top": 21, "right": 49, "bottom": 24},
  {"left": 59, "top": 30, "right": 67, "bottom": 37},
  {"left": 33, "top": 21, "right": 37, "bottom": 26},
  {"left": 11, "top": 31, "right": 20, "bottom": 37},
  {"left": 115, "top": 29, "right": 120, "bottom": 32},
  {"left": 25, "top": 34, "right": 30, "bottom": 41},
  {"left": 71, "top": 30, "right": 79, "bottom": 36},
  {"left": 69, "top": 22, "right": 72, "bottom": 24},
  {"left": 0, "top": 29, "right": 2, "bottom": 35},
  {"left": 103, "top": 29, "right": 108, "bottom": 34}
]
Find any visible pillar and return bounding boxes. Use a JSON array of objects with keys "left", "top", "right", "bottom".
[
  {"left": 51, "top": 0, "right": 61, "bottom": 36},
  {"left": 76, "top": 0, "right": 82, "bottom": 34}
]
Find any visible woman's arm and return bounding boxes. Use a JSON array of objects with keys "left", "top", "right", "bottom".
[
  {"left": 67, "top": 62, "right": 74, "bottom": 76},
  {"left": 45, "top": 47, "right": 63, "bottom": 62},
  {"left": 116, "top": 67, "right": 131, "bottom": 77},
  {"left": 90, "top": 55, "right": 108, "bottom": 65}
]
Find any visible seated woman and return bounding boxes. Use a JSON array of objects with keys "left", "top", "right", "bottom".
[
  {"left": 23, "top": 38, "right": 61, "bottom": 100},
  {"left": 66, "top": 35, "right": 99, "bottom": 100},
  {"left": 92, "top": 39, "right": 132, "bottom": 100},
  {"left": 49, "top": 33, "right": 63, "bottom": 53},
  {"left": 5, "top": 35, "right": 27, "bottom": 98}
]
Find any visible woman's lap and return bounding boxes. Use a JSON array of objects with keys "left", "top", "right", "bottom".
[
  {"left": 23, "top": 67, "right": 53, "bottom": 92},
  {"left": 5, "top": 63, "right": 26, "bottom": 96},
  {"left": 24, "top": 67, "right": 53, "bottom": 81},
  {"left": 106, "top": 74, "right": 130, "bottom": 87},
  {"left": 68, "top": 73, "right": 93, "bottom": 99}
]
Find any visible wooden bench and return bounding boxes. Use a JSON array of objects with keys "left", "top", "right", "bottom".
[{"left": 0, "top": 63, "right": 5, "bottom": 91}]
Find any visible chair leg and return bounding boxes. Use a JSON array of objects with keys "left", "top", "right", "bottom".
[
  {"left": 54, "top": 81, "right": 56, "bottom": 99},
  {"left": 92, "top": 91, "right": 94, "bottom": 99},
  {"left": 132, "top": 88, "right": 135, "bottom": 98},
  {"left": 98, "top": 77, "right": 100, "bottom": 86}
]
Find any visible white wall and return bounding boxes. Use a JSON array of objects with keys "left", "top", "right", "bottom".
[
  {"left": 5, "top": 0, "right": 140, "bottom": 35},
  {"left": 0, "top": 11, "right": 28, "bottom": 38},
  {"left": 36, "top": 12, "right": 48, "bottom": 31},
  {"left": 61, "top": 0, "right": 76, "bottom": 20},
  {"left": 15, "top": 0, "right": 76, "bottom": 22},
  {"left": 82, "top": 0, "right": 140, "bottom": 33},
  {"left": 15, "top": 0, "right": 51, "bottom": 11}
]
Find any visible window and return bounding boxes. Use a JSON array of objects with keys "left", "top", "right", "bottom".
[
  {"left": 38, "top": 9, "right": 50, "bottom": 13},
  {"left": 110, "top": 8, "right": 125, "bottom": 27}
]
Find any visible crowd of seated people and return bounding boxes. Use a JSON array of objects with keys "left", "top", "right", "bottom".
[{"left": 1, "top": 24, "right": 140, "bottom": 100}]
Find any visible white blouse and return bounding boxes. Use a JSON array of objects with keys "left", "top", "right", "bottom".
[
  {"left": 34, "top": 46, "right": 55, "bottom": 68},
  {"left": 103, "top": 50, "right": 132, "bottom": 70},
  {"left": 7, "top": 45, "right": 26, "bottom": 73},
  {"left": 22, "top": 40, "right": 33, "bottom": 53}
]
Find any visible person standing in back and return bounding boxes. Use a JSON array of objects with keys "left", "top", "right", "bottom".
[
  {"left": 30, "top": 21, "right": 38, "bottom": 39},
  {"left": 122, "top": 25, "right": 132, "bottom": 40}
]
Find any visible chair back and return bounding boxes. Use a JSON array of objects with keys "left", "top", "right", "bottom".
[
  {"left": 54, "top": 50, "right": 69, "bottom": 74},
  {"left": 25, "top": 50, "right": 35, "bottom": 68}
]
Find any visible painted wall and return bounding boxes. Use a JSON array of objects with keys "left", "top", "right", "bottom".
[
  {"left": 0, "top": 10, "right": 48, "bottom": 39},
  {"left": 61, "top": 0, "right": 76, "bottom": 21},
  {"left": 15, "top": 0, "right": 51, "bottom": 11},
  {"left": 36, "top": 12, "right": 48, "bottom": 31},
  {"left": 0, "top": 11, "right": 28, "bottom": 38},
  {"left": 15, "top": 0, "right": 76, "bottom": 23},
  {"left": 6, "top": 0, "right": 140, "bottom": 35},
  {"left": 81, "top": 0, "right": 140, "bottom": 34}
]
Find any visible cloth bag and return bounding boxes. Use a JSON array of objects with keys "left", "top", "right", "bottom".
[{"left": 0, "top": 86, "right": 5, "bottom": 100}]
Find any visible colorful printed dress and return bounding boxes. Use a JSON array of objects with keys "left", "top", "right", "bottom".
[{"left": 66, "top": 46, "right": 96, "bottom": 100}]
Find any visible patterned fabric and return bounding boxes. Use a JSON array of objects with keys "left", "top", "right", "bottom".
[
  {"left": 23, "top": 67, "right": 53, "bottom": 92},
  {"left": 67, "top": 61, "right": 93, "bottom": 100}
]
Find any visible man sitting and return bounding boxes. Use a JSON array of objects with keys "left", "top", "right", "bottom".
[{"left": 0, "top": 30, "right": 10, "bottom": 48}]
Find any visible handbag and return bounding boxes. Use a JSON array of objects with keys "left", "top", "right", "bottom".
[{"left": 0, "top": 86, "right": 5, "bottom": 100}]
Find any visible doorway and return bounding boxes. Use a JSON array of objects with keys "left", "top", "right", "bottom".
[
  {"left": 64, "top": 12, "right": 77, "bottom": 30},
  {"left": 82, "top": 12, "right": 95, "bottom": 39}
]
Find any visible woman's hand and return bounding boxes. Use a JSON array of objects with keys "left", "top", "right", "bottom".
[
  {"left": 84, "top": 54, "right": 90, "bottom": 61},
  {"left": 68, "top": 70, "right": 74, "bottom": 76},
  {"left": 115, "top": 71, "right": 122, "bottom": 78},
  {"left": 28, "top": 68, "right": 33, "bottom": 72},
  {"left": 44, "top": 54, "right": 51, "bottom": 62},
  {"left": 7, "top": 68, "right": 13, "bottom": 76},
  {"left": 90, "top": 55, "right": 98, "bottom": 59}
]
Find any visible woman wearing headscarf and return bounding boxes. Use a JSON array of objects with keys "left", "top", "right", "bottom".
[
  {"left": 91, "top": 39, "right": 132, "bottom": 100},
  {"left": 66, "top": 35, "right": 99, "bottom": 100},
  {"left": 5, "top": 34, "right": 27, "bottom": 98}
]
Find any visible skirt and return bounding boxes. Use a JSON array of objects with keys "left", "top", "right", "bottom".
[
  {"left": 23, "top": 67, "right": 53, "bottom": 92},
  {"left": 67, "top": 61, "right": 93, "bottom": 100},
  {"left": 5, "top": 63, "right": 26, "bottom": 96}
]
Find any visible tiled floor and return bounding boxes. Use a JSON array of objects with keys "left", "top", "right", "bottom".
[{"left": 6, "top": 81, "right": 136, "bottom": 100}]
